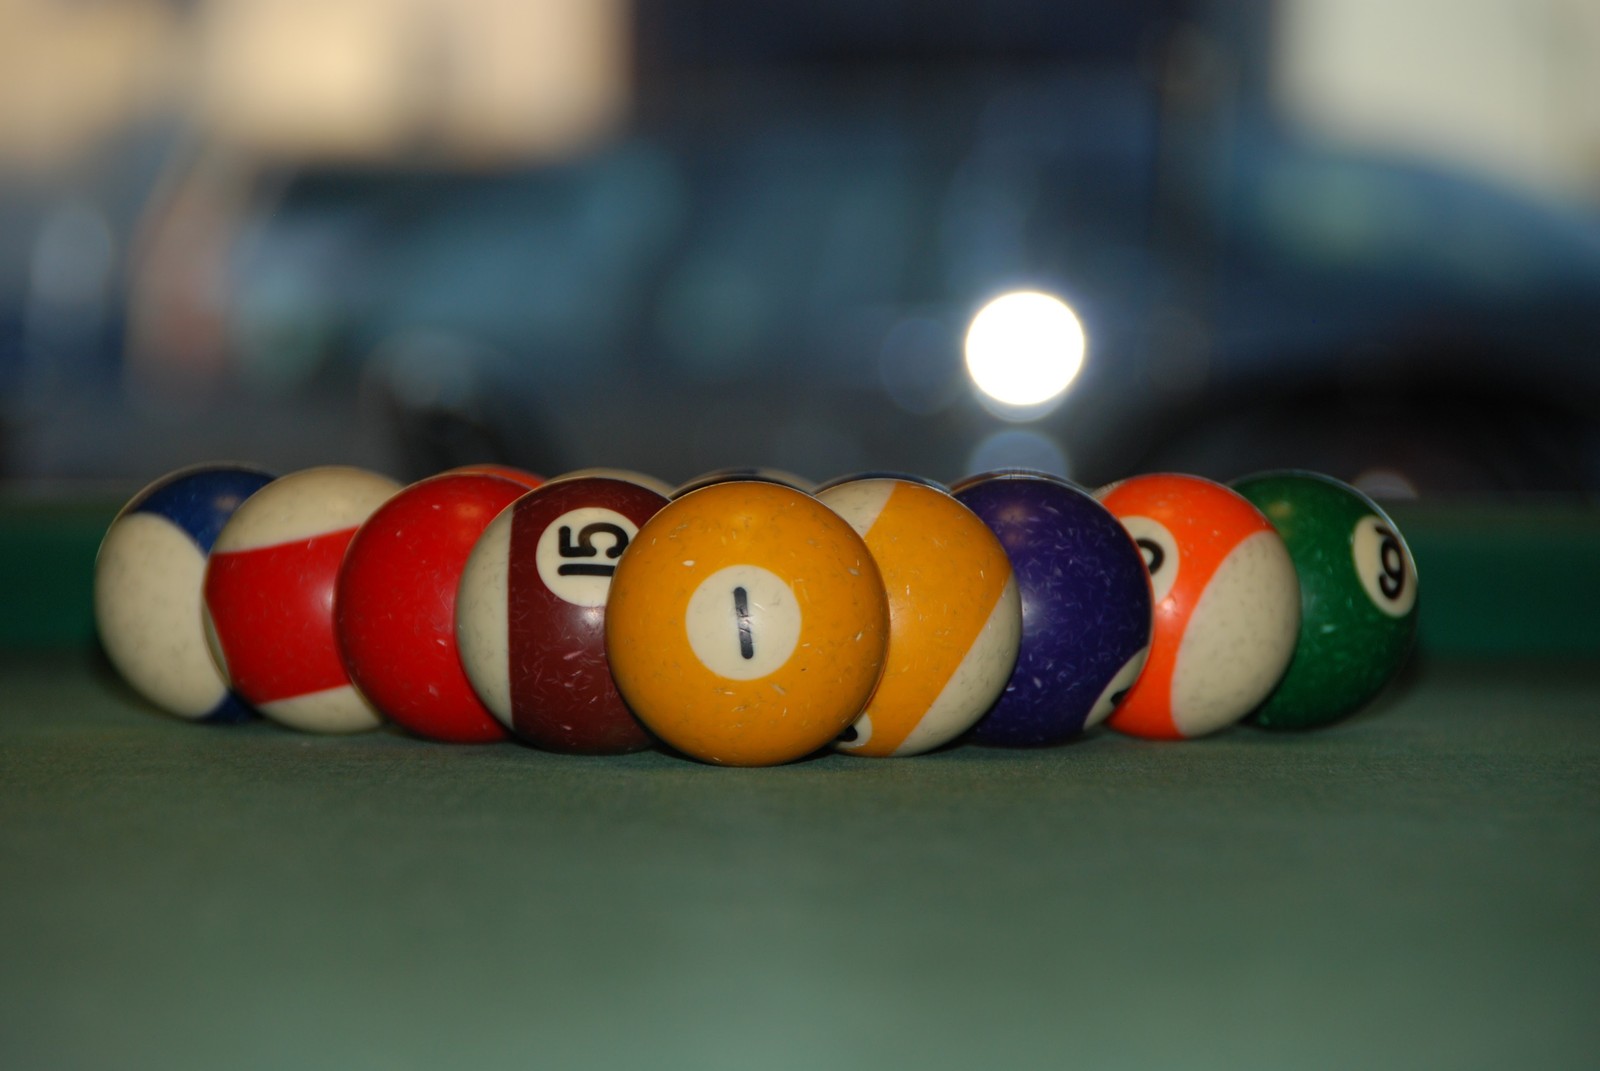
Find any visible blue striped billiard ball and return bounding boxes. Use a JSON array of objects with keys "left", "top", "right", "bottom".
[{"left": 95, "top": 463, "right": 276, "bottom": 722}]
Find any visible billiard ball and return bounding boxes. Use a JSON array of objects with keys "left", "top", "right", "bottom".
[
  {"left": 1095, "top": 473, "right": 1300, "bottom": 740},
  {"left": 1232, "top": 470, "right": 1419, "bottom": 729},
  {"left": 456, "top": 476, "right": 667, "bottom": 753},
  {"left": 671, "top": 467, "right": 816, "bottom": 498},
  {"left": 952, "top": 471, "right": 1153, "bottom": 745},
  {"left": 443, "top": 464, "right": 545, "bottom": 489},
  {"left": 547, "top": 467, "right": 675, "bottom": 498},
  {"left": 814, "top": 471, "right": 951, "bottom": 494},
  {"left": 335, "top": 471, "right": 529, "bottom": 743},
  {"left": 95, "top": 463, "right": 275, "bottom": 722},
  {"left": 604, "top": 481, "right": 889, "bottom": 766},
  {"left": 816, "top": 477, "right": 1020, "bottom": 756},
  {"left": 204, "top": 465, "right": 400, "bottom": 733}
]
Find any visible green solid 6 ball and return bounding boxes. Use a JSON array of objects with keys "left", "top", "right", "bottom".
[{"left": 1232, "top": 471, "right": 1419, "bottom": 729}]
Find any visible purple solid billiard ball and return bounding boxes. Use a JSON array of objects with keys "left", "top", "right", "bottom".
[{"left": 952, "top": 471, "right": 1153, "bottom": 745}]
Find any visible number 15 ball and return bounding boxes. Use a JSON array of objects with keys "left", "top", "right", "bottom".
[
  {"left": 456, "top": 475, "right": 667, "bottom": 753},
  {"left": 604, "top": 482, "right": 890, "bottom": 766}
]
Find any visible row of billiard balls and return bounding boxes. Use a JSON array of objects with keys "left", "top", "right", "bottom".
[{"left": 94, "top": 462, "right": 1418, "bottom": 766}]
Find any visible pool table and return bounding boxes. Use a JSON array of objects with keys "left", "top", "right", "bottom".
[{"left": 2, "top": 493, "right": 1597, "bottom": 1071}]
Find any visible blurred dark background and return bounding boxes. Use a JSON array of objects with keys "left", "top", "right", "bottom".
[{"left": 3, "top": 0, "right": 1599, "bottom": 499}]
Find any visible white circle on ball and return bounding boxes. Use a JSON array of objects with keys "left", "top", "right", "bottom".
[
  {"left": 685, "top": 565, "right": 802, "bottom": 680},
  {"left": 1351, "top": 515, "right": 1417, "bottom": 618},
  {"left": 1118, "top": 515, "right": 1180, "bottom": 605},
  {"left": 963, "top": 291, "right": 1086, "bottom": 408},
  {"left": 536, "top": 507, "right": 639, "bottom": 607}
]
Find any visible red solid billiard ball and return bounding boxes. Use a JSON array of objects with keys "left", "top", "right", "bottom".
[
  {"left": 456, "top": 475, "right": 668, "bottom": 753},
  {"left": 204, "top": 465, "right": 401, "bottom": 733},
  {"left": 1095, "top": 473, "right": 1300, "bottom": 739},
  {"left": 335, "top": 471, "right": 531, "bottom": 743}
]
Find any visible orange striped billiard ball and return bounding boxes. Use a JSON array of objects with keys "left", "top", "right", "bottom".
[
  {"left": 1095, "top": 473, "right": 1300, "bottom": 740},
  {"left": 604, "top": 481, "right": 889, "bottom": 766}
]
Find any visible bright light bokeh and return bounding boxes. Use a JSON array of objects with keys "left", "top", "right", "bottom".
[{"left": 963, "top": 291, "right": 1087, "bottom": 413}]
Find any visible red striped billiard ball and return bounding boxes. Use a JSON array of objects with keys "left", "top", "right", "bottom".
[
  {"left": 203, "top": 465, "right": 401, "bottom": 733},
  {"left": 456, "top": 475, "right": 668, "bottom": 754},
  {"left": 335, "top": 471, "right": 530, "bottom": 743}
]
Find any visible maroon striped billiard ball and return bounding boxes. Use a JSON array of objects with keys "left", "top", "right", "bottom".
[{"left": 456, "top": 476, "right": 668, "bottom": 754}]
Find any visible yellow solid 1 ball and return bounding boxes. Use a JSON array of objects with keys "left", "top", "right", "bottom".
[{"left": 604, "top": 481, "right": 889, "bottom": 766}]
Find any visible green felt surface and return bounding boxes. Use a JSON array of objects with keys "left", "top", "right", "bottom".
[{"left": 2, "top": 651, "right": 1597, "bottom": 1071}]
